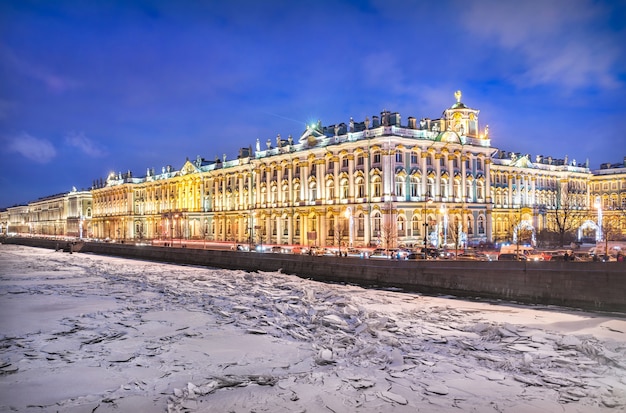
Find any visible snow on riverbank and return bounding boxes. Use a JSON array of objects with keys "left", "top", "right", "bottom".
[{"left": 1, "top": 244, "right": 625, "bottom": 412}]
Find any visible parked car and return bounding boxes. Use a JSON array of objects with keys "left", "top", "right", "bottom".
[
  {"left": 406, "top": 252, "right": 429, "bottom": 260},
  {"left": 498, "top": 253, "right": 527, "bottom": 261}
]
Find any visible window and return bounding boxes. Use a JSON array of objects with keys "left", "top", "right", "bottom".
[
  {"left": 340, "top": 179, "right": 349, "bottom": 199},
  {"left": 411, "top": 153, "right": 418, "bottom": 164},
  {"left": 410, "top": 176, "right": 420, "bottom": 198},
  {"left": 427, "top": 178, "right": 434, "bottom": 198},
  {"left": 426, "top": 156, "right": 432, "bottom": 166},
  {"left": 454, "top": 179, "right": 461, "bottom": 199},
  {"left": 397, "top": 216, "right": 406, "bottom": 236},
  {"left": 328, "top": 216, "right": 335, "bottom": 237},
  {"left": 477, "top": 181, "right": 485, "bottom": 200},
  {"left": 295, "top": 216, "right": 301, "bottom": 236},
  {"left": 357, "top": 213, "right": 364, "bottom": 237},
  {"left": 373, "top": 152, "right": 381, "bottom": 164},
  {"left": 395, "top": 152, "right": 403, "bottom": 163},
  {"left": 328, "top": 160, "right": 334, "bottom": 172},
  {"left": 373, "top": 213, "right": 381, "bottom": 233},
  {"left": 342, "top": 157, "right": 349, "bottom": 168},
  {"left": 282, "top": 184, "right": 289, "bottom": 203},
  {"left": 356, "top": 178, "right": 365, "bottom": 198},
  {"left": 411, "top": 215, "right": 420, "bottom": 236},
  {"left": 294, "top": 183, "right": 301, "bottom": 202},
  {"left": 327, "top": 180, "right": 335, "bottom": 200},
  {"left": 478, "top": 216, "right": 485, "bottom": 234},
  {"left": 357, "top": 155, "right": 364, "bottom": 166},
  {"left": 310, "top": 182, "right": 317, "bottom": 201},
  {"left": 372, "top": 176, "right": 382, "bottom": 197},
  {"left": 395, "top": 176, "right": 404, "bottom": 197}
]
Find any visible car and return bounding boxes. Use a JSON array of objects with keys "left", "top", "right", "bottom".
[
  {"left": 497, "top": 253, "right": 527, "bottom": 261},
  {"left": 406, "top": 252, "right": 429, "bottom": 260}
]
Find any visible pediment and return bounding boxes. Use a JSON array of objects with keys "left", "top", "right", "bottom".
[{"left": 180, "top": 160, "right": 200, "bottom": 175}]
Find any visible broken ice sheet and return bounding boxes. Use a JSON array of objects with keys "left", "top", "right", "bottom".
[{"left": 1, "top": 245, "right": 625, "bottom": 412}]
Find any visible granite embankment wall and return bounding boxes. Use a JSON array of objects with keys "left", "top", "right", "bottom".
[{"left": 3, "top": 237, "right": 625, "bottom": 313}]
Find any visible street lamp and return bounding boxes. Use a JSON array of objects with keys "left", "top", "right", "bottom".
[
  {"left": 440, "top": 204, "right": 448, "bottom": 248},
  {"left": 595, "top": 196, "right": 603, "bottom": 242},
  {"left": 345, "top": 207, "right": 353, "bottom": 249},
  {"left": 423, "top": 197, "right": 433, "bottom": 248}
]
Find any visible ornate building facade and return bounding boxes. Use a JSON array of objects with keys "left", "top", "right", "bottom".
[
  {"left": 3, "top": 92, "right": 625, "bottom": 247},
  {"left": 91, "top": 91, "right": 495, "bottom": 248},
  {"left": 2, "top": 189, "right": 92, "bottom": 238}
]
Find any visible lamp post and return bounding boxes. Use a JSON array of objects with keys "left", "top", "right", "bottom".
[
  {"left": 440, "top": 204, "right": 448, "bottom": 248},
  {"left": 423, "top": 197, "right": 433, "bottom": 248},
  {"left": 595, "top": 196, "right": 603, "bottom": 242},
  {"left": 345, "top": 207, "right": 353, "bottom": 249}
]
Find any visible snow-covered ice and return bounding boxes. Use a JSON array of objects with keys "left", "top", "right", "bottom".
[{"left": 1, "top": 244, "right": 625, "bottom": 412}]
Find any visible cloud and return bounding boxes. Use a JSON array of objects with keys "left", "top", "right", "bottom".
[
  {"left": 461, "top": 0, "right": 622, "bottom": 90},
  {"left": 6, "top": 133, "right": 57, "bottom": 163},
  {"left": 65, "top": 132, "right": 107, "bottom": 157},
  {"left": 1, "top": 46, "right": 79, "bottom": 93}
]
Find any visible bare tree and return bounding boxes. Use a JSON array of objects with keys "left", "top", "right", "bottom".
[
  {"left": 380, "top": 201, "right": 398, "bottom": 257},
  {"left": 333, "top": 221, "right": 347, "bottom": 256},
  {"left": 446, "top": 216, "right": 464, "bottom": 259},
  {"left": 546, "top": 182, "right": 586, "bottom": 247}
]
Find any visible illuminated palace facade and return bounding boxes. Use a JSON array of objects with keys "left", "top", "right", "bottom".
[{"left": 3, "top": 92, "right": 625, "bottom": 246}]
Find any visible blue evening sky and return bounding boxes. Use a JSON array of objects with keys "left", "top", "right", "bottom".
[{"left": 1, "top": 0, "right": 625, "bottom": 208}]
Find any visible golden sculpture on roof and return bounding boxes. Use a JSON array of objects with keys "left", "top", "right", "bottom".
[{"left": 454, "top": 90, "right": 462, "bottom": 103}]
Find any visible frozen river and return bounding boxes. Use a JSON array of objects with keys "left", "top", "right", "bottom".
[{"left": 1, "top": 244, "right": 625, "bottom": 412}]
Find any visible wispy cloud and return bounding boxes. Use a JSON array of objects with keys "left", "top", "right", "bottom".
[
  {"left": 462, "top": 0, "right": 622, "bottom": 90},
  {"left": 65, "top": 132, "right": 107, "bottom": 157},
  {"left": 1, "top": 46, "right": 79, "bottom": 93},
  {"left": 6, "top": 132, "right": 57, "bottom": 163}
]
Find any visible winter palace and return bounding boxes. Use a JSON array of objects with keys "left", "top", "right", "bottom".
[{"left": 2, "top": 91, "right": 625, "bottom": 249}]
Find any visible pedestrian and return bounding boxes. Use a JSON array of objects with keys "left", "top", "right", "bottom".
[{"left": 564, "top": 252, "right": 569, "bottom": 261}]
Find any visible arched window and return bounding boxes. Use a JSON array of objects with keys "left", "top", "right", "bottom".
[
  {"left": 440, "top": 178, "right": 448, "bottom": 199},
  {"left": 453, "top": 179, "right": 461, "bottom": 199},
  {"left": 328, "top": 215, "right": 335, "bottom": 237},
  {"left": 427, "top": 178, "right": 434, "bottom": 197},
  {"left": 372, "top": 213, "right": 381, "bottom": 234},
  {"left": 356, "top": 213, "right": 364, "bottom": 237},
  {"left": 293, "top": 183, "right": 301, "bottom": 202},
  {"left": 356, "top": 177, "right": 365, "bottom": 198},
  {"left": 373, "top": 151, "right": 381, "bottom": 164},
  {"left": 410, "top": 176, "right": 420, "bottom": 198},
  {"left": 309, "top": 182, "right": 317, "bottom": 201},
  {"left": 282, "top": 184, "right": 289, "bottom": 203},
  {"left": 395, "top": 176, "right": 404, "bottom": 197},
  {"left": 372, "top": 176, "right": 382, "bottom": 198},
  {"left": 397, "top": 216, "right": 406, "bottom": 237},
  {"left": 326, "top": 180, "right": 335, "bottom": 200},
  {"left": 478, "top": 215, "right": 485, "bottom": 234},
  {"left": 340, "top": 178, "right": 349, "bottom": 200},
  {"left": 411, "top": 215, "right": 420, "bottom": 236},
  {"left": 294, "top": 215, "right": 301, "bottom": 236},
  {"left": 477, "top": 181, "right": 485, "bottom": 201}
]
